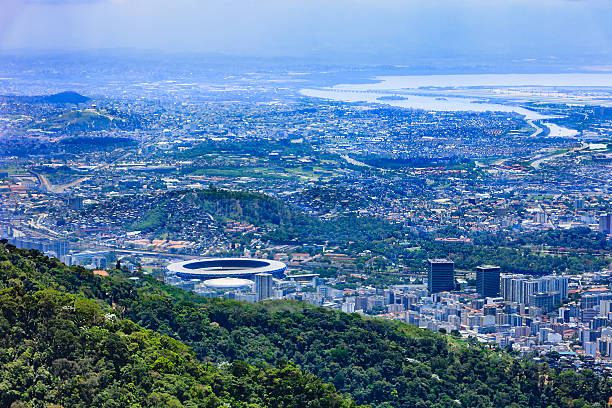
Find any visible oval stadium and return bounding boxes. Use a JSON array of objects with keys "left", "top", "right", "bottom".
[{"left": 166, "top": 258, "right": 286, "bottom": 280}]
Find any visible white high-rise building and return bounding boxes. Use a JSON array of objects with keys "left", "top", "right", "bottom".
[
  {"left": 600, "top": 300, "right": 612, "bottom": 317},
  {"left": 342, "top": 302, "right": 355, "bottom": 313},
  {"left": 501, "top": 274, "right": 528, "bottom": 303},
  {"left": 501, "top": 274, "right": 569, "bottom": 305},
  {"left": 255, "top": 273, "right": 273, "bottom": 301},
  {"left": 538, "top": 275, "right": 568, "bottom": 299}
]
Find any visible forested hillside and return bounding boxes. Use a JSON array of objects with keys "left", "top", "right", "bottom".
[
  {"left": 125, "top": 188, "right": 402, "bottom": 245},
  {"left": 0, "top": 288, "right": 357, "bottom": 408},
  {"left": 1, "top": 243, "right": 610, "bottom": 408},
  {"left": 80, "top": 187, "right": 610, "bottom": 275},
  {"left": 0, "top": 244, "right": 360, "bottom": 408}
]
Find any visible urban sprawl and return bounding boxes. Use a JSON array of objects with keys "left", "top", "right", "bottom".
[{"left": 1, "top": 58, "right": 611, "bottom": 375}]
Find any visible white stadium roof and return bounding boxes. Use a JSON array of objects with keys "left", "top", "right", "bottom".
[{"left": 167, "top": 257, "right": 287, "bottom": 279}]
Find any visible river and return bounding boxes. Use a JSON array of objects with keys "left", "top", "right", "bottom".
[{"left": 300, "top": 73, "right": 612, "bottom": 133}]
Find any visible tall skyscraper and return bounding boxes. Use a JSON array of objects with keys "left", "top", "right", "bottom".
[
  {"left": 427, "top": 259, "right": 454, "bottom": 294},
  {"left": 254, "top": 273, "right": 273, "bottom": 301},
  {"left": 599, "top": 213, "right": 612, "bottom": 234},
  {"left": 475, "top": 265, "right": 500, "bottom": 298}
]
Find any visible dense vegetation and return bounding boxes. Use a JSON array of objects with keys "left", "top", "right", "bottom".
[
  {"left": 127, "top": 188, "right": 404, "bottom": 246},
  {"left": 474, "top": 227, "right": 611, "bottom": 251},
  {"left": 421, "top": 240, "right": 609, "bottom": 275},
  {"left": 1, "top": 243, "right": 610, "bottom": 408},
  {"left": 0, "top": 244, "right": 359, "bottom": 408}
]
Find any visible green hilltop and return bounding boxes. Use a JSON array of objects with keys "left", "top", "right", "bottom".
[{"left": 33, "top": 109, "right": 128, "bottom": 133}]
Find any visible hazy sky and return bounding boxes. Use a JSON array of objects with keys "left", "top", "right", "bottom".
[{"left": 1, "top": 0, "right": 611, "bottom": 62}]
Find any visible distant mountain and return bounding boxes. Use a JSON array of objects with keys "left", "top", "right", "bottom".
[
  {"left": 41, "top": 91, "right": 90, "bottom": 104},
  {"left": 1, "top": 91, "right": 90, "bottom": 104}
]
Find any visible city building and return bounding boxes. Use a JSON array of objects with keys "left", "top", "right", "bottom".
[
  {"left": 476, "top": 265, "right": 500, "bottom": 298},
  {"left": 599, "top": 213, "right": 612, "bottom": 234},
  {"left": 501, "top": 274, "right": 528, "bottom": 304},
  {"left": 501, "top": 274, "right": 568, "bottom": 305},
  {"left": 68, "top": 196, "right": 84, "bottom": 210},
  {"left": 255, "top": 273, "right": 273, "bottom": 301},
  {"left": 427, "top": 259, "right": 454, "bottom": 294},
  {"left": 7, "top": 236, "right": 70, "bottom": 258},
  {"left": 529, "top": 292, "right": 561, "bottom": 313}
]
